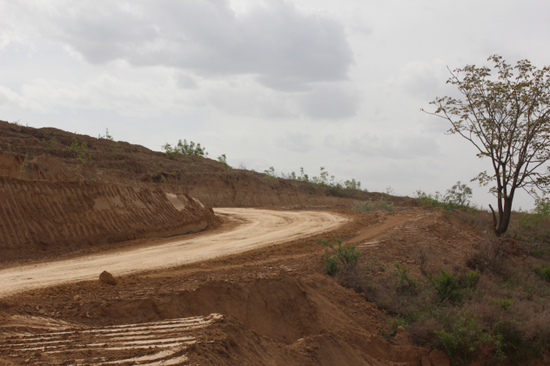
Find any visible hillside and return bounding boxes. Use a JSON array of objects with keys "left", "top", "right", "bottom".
[
  {"left": 0, "top": 120, "right": 386, "bottom": 208},
  {"left": 11, "top": 120, "right": 548, "bottom": 365}
]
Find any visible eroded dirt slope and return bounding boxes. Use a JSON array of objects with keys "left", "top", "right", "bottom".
[
  {"left": 0, "top": 176, "right": 215, "bottom": 262},
  {"left": 0, "top": 120, "right": 403, "bottom": 209}
]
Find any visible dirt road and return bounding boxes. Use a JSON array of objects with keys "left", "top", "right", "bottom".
[{"left": 0, "top": 208, "right": 347, "bottom": 298}]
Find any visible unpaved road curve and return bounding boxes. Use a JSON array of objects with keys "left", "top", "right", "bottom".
[{"left": 0, "top": 208, "right": 346, "bottom": 298}]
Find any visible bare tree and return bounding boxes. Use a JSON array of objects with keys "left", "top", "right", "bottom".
[{"left": 423, "top": 55, "right": 550, "bottom": 236}]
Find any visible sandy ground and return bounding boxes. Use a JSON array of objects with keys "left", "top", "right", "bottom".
[{"left": 0, "top": 208, "right": 347, "bottom": 298}]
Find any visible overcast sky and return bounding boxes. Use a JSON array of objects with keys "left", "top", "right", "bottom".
[{"left": 1, "top": 0, "right": 549, "bottom": 209}]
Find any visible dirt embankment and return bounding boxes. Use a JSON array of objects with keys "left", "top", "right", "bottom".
[
  {"left": 166, "top": 180, "right": 363, "bottom": 208},
  {"left": 0, "top": 176, "right": 215, "bottom": 262},
  {"left": 0, "top": 120, "right": 389, "bottom": 209}
]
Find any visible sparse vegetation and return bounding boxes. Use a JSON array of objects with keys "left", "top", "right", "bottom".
[
  {"left": 267, "top": 166, "right": 363, "bottom": 197},
  {"left": 264, "top": 166, "right": 277, "bottom": 179},
  {"left": 352, "top": 196, "right": 394, "bottom": 212},
  {"left": 98, "top": 128, "right": 121, "bottom": 155},
  {"left": 217, "top": 154, "right": 231, "bottom": 170},
  {"left": 414, "top": 181, "right": 474, "bottom": 211},
  {"left": 324, "top": 219, "right": 550, "bottom": 365},
  {"left": 67, "top": 138, "right": 90, "bottom": 164},
  {"left": 19, "top": 153, "right": 29, "bottom": 179},
  {"left": 98, "top": 128, "right": 114, "bottom": 141},
  {"left": 48, "top": 137, "right": 58, "bottom": 150},
  {"left": 393, "top": 262, "right": 417, "bottom": 293}
]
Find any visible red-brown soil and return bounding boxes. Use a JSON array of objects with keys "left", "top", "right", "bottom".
[
  {"left": 0, "top": 209, "right": 459, "bottom": 366},
  {"left": 0, "top": 121, "right": 464, "bottom": 365},
  {"left": 0, "top": 120, "right": 399, "bottom": 208},
  {"left": 0, "top": 175, "right": 215, "bottom": 262}
]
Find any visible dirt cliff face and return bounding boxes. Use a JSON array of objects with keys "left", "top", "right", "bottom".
[{"left": 0, "top": 176, "right": 215, "bottom": 262}]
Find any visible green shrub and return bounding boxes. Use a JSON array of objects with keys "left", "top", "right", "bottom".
[
  {"left": 428, "top": 268, "right": 463, "bottom": 303},
  {"left": 492, "top": 298, "right": 514, "bottom": 311},
  {"left": 445, "top": 181, "right": 473, "bottom": 207},
  {"left": 317, "top": 236, "right": 361, "bottom": 275},
  {"left": 288, "top": 167, "right": 309, "bottom": 182},
  {"left": 162, "top": 143, "right": 179, "bottom": 159},
  {"left": 264, "top": 166, "right": 277, "bottom": 179},
  {"left": 323, "top": 253, "right": 339, "bottom": 275},
  {"left": 414, "top": 190, "right": 445, "bottom": 208},
  {"left": 162, "top": 139, "right": 209, "bottom": 159},
  {"left": 378, "top": 196, "right": 394, "bottom": 211},
  {"left": 465, "top": 270, "right": 481, "bottom": 288},
  {"left": 436, "top": 311, "right": 491, "bottom": 365},
  {"left": 532, "top": 264, "right": 550, "bottom": 281},
  {"left": 177, "top": 139, "right": 208, "bottom": 156},
  {"left": 344, "top": 178, "right": 361, "bottom": 190},
  {"left": 284, "top": 167, "right": 362, "bottom": 193},
  {"left": 414, "top": 182, "right": 475, "bottom": 211},
  {"left": 98, "top": 128, "right": 114, "bottom": 141},
  {"left": 352, "top": 200, "right": 376, "bottom": 211},
  {"left": 533, "top": 192, "right": 550, "bottom": 217},
  {"left": 491, "top": 320, "right": 541, "bottom": 364},
  {"left": 393, "top": 262, "right": 417, "bottom": 293},
  {"left": 352, "top": 196, "right": 393, "bottom": 212},
  {"left": 217, "top": 154, "right": 231, "bottom": 170}
]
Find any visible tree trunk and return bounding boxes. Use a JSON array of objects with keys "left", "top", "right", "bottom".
[{"left": 494, "top": 197, "right": 514, "bottom": 237}]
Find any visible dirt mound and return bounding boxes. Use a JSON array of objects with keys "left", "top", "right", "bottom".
[
  {"left": 0, "top": 266, "right": 437, "bottom": 365},
  {"left": 0, "top": 176, "right": 215, "bottom": 262},
  {"left": 348, "top": 209, "right": 482, "bottom": 271}
]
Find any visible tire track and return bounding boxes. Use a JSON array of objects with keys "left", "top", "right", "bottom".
[{"left": 0, "top": 314, "right": 224, "bottom": 365}]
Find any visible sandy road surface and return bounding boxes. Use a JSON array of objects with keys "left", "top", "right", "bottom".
[{"left": 0, "top": 208, "right": 346, "bottom": 298}]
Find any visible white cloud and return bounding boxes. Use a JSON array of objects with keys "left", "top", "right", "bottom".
[
  {"left": 0, "top": 75, "right": 188, "bottom": 118},
  {"left": 278, "top": 131, "right": 312, "bottom": 153},
  {"left": 326, "top": 130, "right": 441, "bottom": 160},
  {"left": 298, "top": 82, "right": 359, "bottom": 120},
  {"left": 9, "top": 0, "right": 353, "bottom": 91},
  {"left": 174, "top": 73, "right": 199, "bottom": 90},
  {"left": 387, "top": 60, "right": 451, "bottom": 102}
]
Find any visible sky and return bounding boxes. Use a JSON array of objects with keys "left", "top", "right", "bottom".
[{"left": 1, "top": 0, "right": 549, "bottom": 210}]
